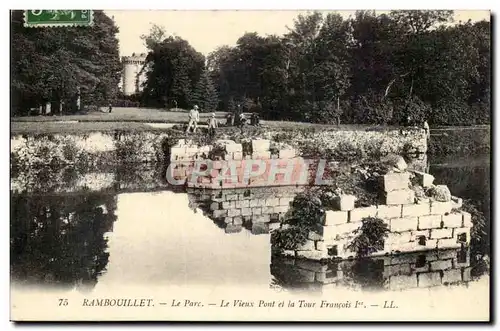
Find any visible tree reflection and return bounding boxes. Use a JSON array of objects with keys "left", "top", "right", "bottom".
[{"left": 10, "top": 192, "right": 117, "bottom": 290}]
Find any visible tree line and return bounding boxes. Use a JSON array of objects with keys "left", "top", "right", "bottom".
[
  {"left": 11, "top": 10, "right": 121, "bottom": 116},
  {"left": 11, "top": 10, "right": 490, "bottom": 126}
]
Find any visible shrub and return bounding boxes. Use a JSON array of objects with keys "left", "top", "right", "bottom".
[
  {"left": 333, "top": 140, "right": 366, "bottom": 161},
  {"left": 346, "top": 217, "right": 390, "bottom": 257}
]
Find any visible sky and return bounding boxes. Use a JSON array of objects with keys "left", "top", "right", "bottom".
[{"left": 107, "top": 10, "right": 490, "bottom": 57}]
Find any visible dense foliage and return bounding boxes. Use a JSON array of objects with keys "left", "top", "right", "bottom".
[
  {"left": 204, "top": 10, "right": 490, "bottom": 125},
  {"left": 11, "top": 10, "right": 121, "bottom": 116},
  {"left": 11, "top": 10, "right": 490, "bottom": 126}
]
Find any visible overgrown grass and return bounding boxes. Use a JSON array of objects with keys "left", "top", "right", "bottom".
[{"left": 428, "top": 126, "right": 490, "bottom": 155}]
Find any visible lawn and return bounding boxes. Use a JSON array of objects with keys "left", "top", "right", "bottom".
[
  {"left": 11, "top": 106, "right": 488, "bottom": 135},
  {"left": 11, "top": 106, "right": 404, "bottom": 135}
]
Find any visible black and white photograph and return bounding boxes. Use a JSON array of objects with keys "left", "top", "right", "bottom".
[{"left": 9, "top": 8, "right": 491, "bottom": 322}]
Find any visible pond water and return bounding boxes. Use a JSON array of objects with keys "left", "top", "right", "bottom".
[{"left": 10, "top": 154, "right": 490, "bottom": 295}]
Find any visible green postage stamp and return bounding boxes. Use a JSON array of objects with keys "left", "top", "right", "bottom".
[{"left": 23, "top": 10, "right": 93, "bottom": 27}]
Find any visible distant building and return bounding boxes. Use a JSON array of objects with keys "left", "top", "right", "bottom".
[{"left": 121, "top": 53, "right": 148, "bottom": 96}]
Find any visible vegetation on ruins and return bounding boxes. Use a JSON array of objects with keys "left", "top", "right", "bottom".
[
  {"left": 345, "top": 217, "right": 390, "bottom": 257},
  {"left": 271, "top": 191, "right": 323, "bottom": 253}
]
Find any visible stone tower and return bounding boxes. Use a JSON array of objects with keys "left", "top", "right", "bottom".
[{"left": 121, "top": 53, "right": 147, "bottom": 96}]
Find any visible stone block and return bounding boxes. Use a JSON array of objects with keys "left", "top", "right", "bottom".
[
  {"left": 297, "top": 239, "right": 316, "bottom": 251},
  {"left": 278, "top": 149, "right": 296, "bottom": 159},
  {"left": 391, "top": 241, "right": 418, "bottom": 253},
  {"left": 349, "top": 206, "right": 377, "bottom": 223},
  {"left": 225, "top": 143, "right": 243, "bottom": 153},
  {"left": 323, "top": 222, "right": 361, "bottom": 240},
  {"left": 252, "top": 151, "right": 271, "bottom": 159},
  {"left": 210, "top": 202, "right": 220, "bottom": 211},
  {"left": 279, "top": 197, "right": 294, "bottom": 206},
  {"left": 266, "top": 198, "right": 280, "bottom": 206},
  {"left": 431, "top": 185, "right": 452, "bottom": 202},
  {"left": 410, "top": 230, "right": 430, "bottom": 242},
  {"left": 225, "top": 223, "right": 242, "bottom": 234},
  {"left": 410, "top": 262, "right": 430, "bottom": 273},
  {"left": 308, "top": 231, "right": 324, "bottom": 241},
  {"left": 418, "top": 272, "right": 442, "bottom": 287},
  {"left": 390, "top": 254, "right": 421, "bottom": 266},
  {"left": 295, "top": 268, "right": 316, "bottom": 282},
  {"left": 283, "top": 250, "right": 296, "bottom": 258},
  {"left": 381, "top": 172, "right": 410, "bottom": 192},
  {"left": 241, "top": 207, "right": 252, "bottom": 216},
  {"left": 451, "top": 196, "right": 463, "bottom": 209},
  {"left": 251, "top": 222, "right": 269, "bottom": 235},
  {"left": 377, "top": 205, "right": 402, "bottom": 219},
  {"left": 234, "top": 200, "right": 250, "bottom": 209},
  {"left": 389, "top": 274, "right": 418, "bottom": 290},
  {"left": 442, "top": 269, "right": 462, "bottom": 284},
  {"left": 171, "top": 146, "right": 187, "bottom": 156},
  {"left": 430, "top": 200, "right": 452, "bottom": 215},
  {"left": 273, "top": 205, "right": 289, "bottom": 214},
  {"left": 252, "top": 207, "right": 262, "bottom": 215},
  {"left": 213, "top": 209, "right": 228, "bottom": 218},
  {"left": 334, "top": 195, "right": 356, "bottom": 211},
  {"left": 227, "top": 208, "right": 241, "bottom": 217},
  {"left": 315, "top": 272, "right": 327, "bottom": 283},
  {"left": 418, "top": 215, "right": 442, "bottom": 230},
  {"left": 249, "top": 199, "right": 261, "bottom": 208},
  {"left": 387, "top": 231, "right": 412, "bottom": 246},
  {"left": 390, "top": 217, "right": 418, "bottom": 233},
  {"left": 224, "top": 217, "right": 233, "bottom": 224},
  {"left": 324, "top": 210, "right": 349, "bottom": 226},
  {"left": 383, "top": 263, "right": 412, "bottom": 278},
  {"left": 430, "top": 228, "right": 453, "bottom": 239},
  {"left": 453, "top": 228, "right": 471, "bottom": 244},
  {"left": 261, "top": 206, "right": 274, "bottom": 214},
  {"left": 437, "top": 238, "right": 461, "bottom": 249},
  {"left": 233, "top": 216, "right": 243, "bottom": 225},
  {"left": 402, "top": 202, "right": 431, "bottom": 218},
  {"left": 222, "top": 201, "right": 235, "bottom": 209},
  {"left": 268, "top": 222, "right": 281, "bottom": 231},
  {"left": 413, "top": 171, "right": 435, "bottom": 187},
  {"left": 462, "top": 212, "right": 473, "bottom": 228},
  {"left": 462, "top": 267, "right": 472, "bottom": 282},
  {"left": 296, "top": 250, "right": 328, "bottom": 261},
  {"left": 385, "top": 189, "right": 415, "bottom": 205},
  {"left": 226, "top": 194, "right": 238, "bottom": 201},
  {"left": 425, "top": 239, "right": 438, "bottom": 250},
  {"left": 233, "top": 152, "right": 243, "bottom": 160},
  {"left": 430, "top": 259, "right": 453, "bottom": 271},
  {"left": 252, "top": 139, "right": 271, "bottom": 152},
  {"left": 253, "top": 215, "right": 271, "bottom": 223},
  {"left": 442, "top": 213, "right": 463, "bottom": 228},
  {"left": 438, "top": 249, "right": 458, "bottom": 260},
  {"left": 296, "top": 259, "right": 328, "bottom": 273},
  {"left": 315, "top": 241, "right": 326, "bottom": 251}
]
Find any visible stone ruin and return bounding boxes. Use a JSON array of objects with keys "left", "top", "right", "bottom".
[
  {"left": 279, "top": 168, "right": 471, "bottom": 260},
  {"left": 168, "top": 138, "right": 324, "bottom": 189}
]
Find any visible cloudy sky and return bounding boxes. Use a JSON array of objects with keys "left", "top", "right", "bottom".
[{"left": 105, "top": 10, "right": 491, "bottom": 57}]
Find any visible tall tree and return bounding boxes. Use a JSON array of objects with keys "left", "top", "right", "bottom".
[
  {"left": 192, "top": 69, "right": 219, "bottom": 112},
  {"left": 11, "top": 10, "right": 121, "bottom": 115},
  {"left": 141, "top": 36, "right": 205, "bottom": 108}
]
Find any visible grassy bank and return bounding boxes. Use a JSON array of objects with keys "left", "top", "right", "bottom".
[{"left": 428, "top": 126, "right": 490, "bottom": 155}]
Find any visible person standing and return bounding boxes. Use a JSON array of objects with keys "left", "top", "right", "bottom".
[
  {"left": 207, "top": 113, "right": 218, "bottom": 137},
  {"left": 186, "top": 105, "right": 200, "bottom": 133},
  {"left": 423, "top": 119, "right": 430, "bottom": 139}
]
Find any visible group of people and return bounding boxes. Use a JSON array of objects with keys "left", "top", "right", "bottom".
[{"left": 185, "top": 104, "right": 261, "bottom": 135}]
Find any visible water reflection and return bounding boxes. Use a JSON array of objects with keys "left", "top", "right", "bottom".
[
  {"left": 270, "top": 248, "right": 475, "bottom": 293},
  {"left": 10, "top": 193, "right": 116, "bottom": 291},
  {"left": 10, "top": 154, "right": 490, "bottom": 293}
]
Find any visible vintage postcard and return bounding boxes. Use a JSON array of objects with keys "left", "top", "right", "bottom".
[{"left": 10, "top": 9, "right": 491, "bottom": 322}]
